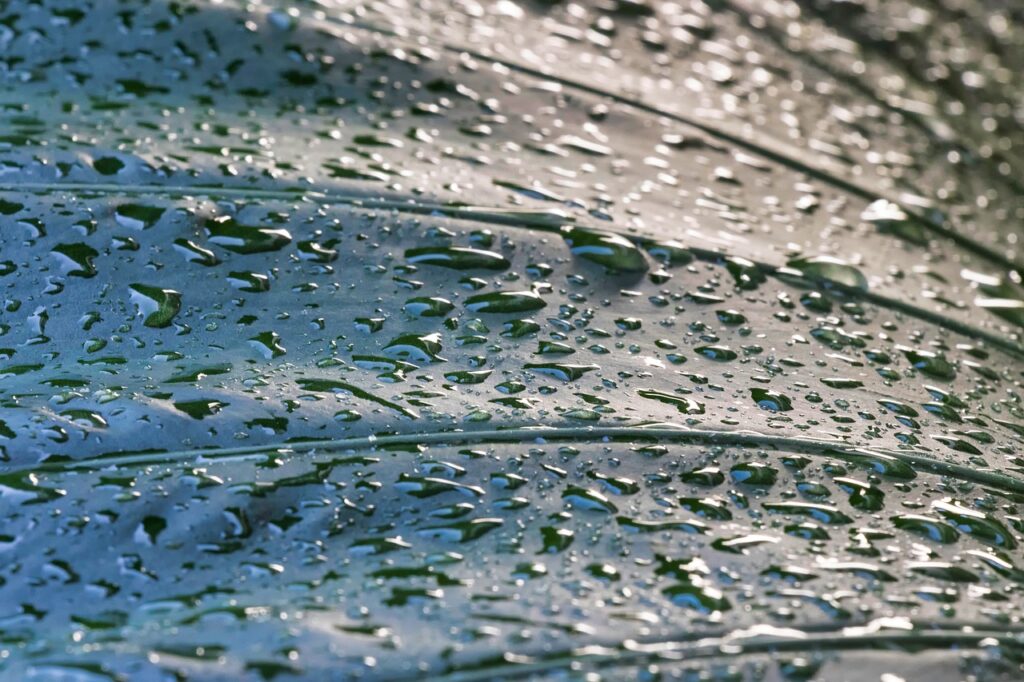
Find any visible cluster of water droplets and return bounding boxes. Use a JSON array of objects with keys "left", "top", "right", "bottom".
[{"left": 1, "top": 0, "right": 1023, "bottom": 679}]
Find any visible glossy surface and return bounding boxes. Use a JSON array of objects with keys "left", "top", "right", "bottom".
[{"left": 1, "top": 0, "right": 1023, "bottom": 679}]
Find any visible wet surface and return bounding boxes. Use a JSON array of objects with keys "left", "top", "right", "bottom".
[{"left": 1, "top": 0, "right": 1023, "bottom": 679}]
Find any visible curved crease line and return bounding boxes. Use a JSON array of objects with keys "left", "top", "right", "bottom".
[
  {"left": 427, "top": 626, "right": 1024, "bottom": 682},
  {"left": 16, "top": 425, "right": 1024, "bottom": 494},
  {"left": 1, "top": 181, "right": 1020, "bottom": 359},
  {"left": 325, "top": 14, "right": 1023, "bottom": 274}
]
